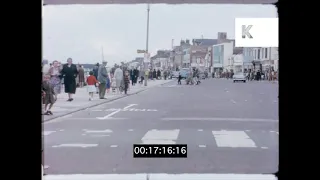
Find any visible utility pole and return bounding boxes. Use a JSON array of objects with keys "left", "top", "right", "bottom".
[{"left": 144, "top": 4, "right": 150, "bottom": 86}]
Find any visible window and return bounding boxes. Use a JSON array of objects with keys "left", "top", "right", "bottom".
[
  {"left": 265, "top": 48, "right": 268, "bottom": 58},
  {"left": 258, "top": 49, "right": 260, "bottom": 59},
  {"left": 262, "top": 48, "right": 264, "bottom": 59}
]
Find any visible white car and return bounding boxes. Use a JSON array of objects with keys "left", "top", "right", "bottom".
[{"left": 233, "top": 73, "right": 246, "bottom": 83}]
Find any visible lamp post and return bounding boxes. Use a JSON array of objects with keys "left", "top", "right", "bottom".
[{"left": 144, "top": 4, "right": 150, "bottom": 86}]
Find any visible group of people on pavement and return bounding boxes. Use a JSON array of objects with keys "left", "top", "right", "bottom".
[{"left": 42, "top": 58, "right": 80, "bottom": 115}]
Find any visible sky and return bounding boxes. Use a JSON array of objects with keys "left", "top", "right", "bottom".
[{"left": 42, "top": 4, "right": 277, "bottom": 65}]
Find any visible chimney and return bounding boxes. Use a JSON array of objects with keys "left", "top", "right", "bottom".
[
  {"left": 186, "top": 39, "right": 190, "bottom": 44},
  {"left": 180, "top": 40, "right": 185, "bottom": 46}
]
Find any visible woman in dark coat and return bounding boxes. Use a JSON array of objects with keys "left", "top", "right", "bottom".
[
  {"left": 61, "top": 58, "right": 78, "bottom": 101},
  {"left": 152, "top": 69, "right": 157, "bottom": 80}
]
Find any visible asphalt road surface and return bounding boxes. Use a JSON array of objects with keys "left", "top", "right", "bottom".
[{"left": 44, "top": 79, "right": 278, "bottom": 176}]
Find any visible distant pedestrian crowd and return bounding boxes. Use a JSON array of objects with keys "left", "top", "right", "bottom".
[{"left": 212, "top": 69, "right": 278, "bottom": 82}]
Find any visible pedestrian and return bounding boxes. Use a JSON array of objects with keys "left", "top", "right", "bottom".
[
  {"left": 93, "top": 63, "right": 99, "bottom": 94},
  {"left": 48, "top": 60, "right": 62, "bottom": 98},
  {"left": 177, "top": 73, "right": 182, "bottom": 85},
  {"left": 78, "top": 65, "right": 85, "bottom": 88},
  {"left": 42, "top": 75, "right": 56, "bottom": 115},
  {"left": 124, "top": 70, "right": 130, "bottom": 95},
  {"left": 111, "top": 75, "right": 117, "bottom": 94},
  {"left": 42, "top": 59, "right": 50, "bottom": 76},
  {"left": 134, "top": 67, "right": 139, "bottom": 85},
  {"left": 86, "top": 71, "right": 100, "bottom": 101},
  {"left": 97, "top": 61, "right": 108, "bottom": 99},
  {"left": 106, "top": 75, "right": 111, "bottom": 94},
  {"left": 157, "top": 69, "right": 161, "bottom": 79},
  {"left": 152, "top": 69, "right": 157, "bottom": 80},
  {"left": 164, "top": 70, "right": 168, "bottom": 80},
  {"left": 114, "top": 66, "right": 123, "bottom": 94},
  {"left": 61, "top": 58, "right": 78, "bottom": 101}
]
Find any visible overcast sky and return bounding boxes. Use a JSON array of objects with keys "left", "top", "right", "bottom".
[{"left": 43, "top": 4, "right": 277, "bottom": 65}]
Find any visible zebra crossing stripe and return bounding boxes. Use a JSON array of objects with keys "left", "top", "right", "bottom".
[
  {"left": 141, "top": 129, "right": 180, "bottom": 144},
  {"left": 212, "top": 130, "right": 257, "bottom": 148},
  {"left": 44, "top": 173, "right": 277, "bottom": 180}
]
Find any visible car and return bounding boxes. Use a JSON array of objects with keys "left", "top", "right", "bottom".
[
  {"left": 170, "top": 71, "right": 179, "bottom": 78},
  {"left": 179, "top": 68, "right": 189, "bottom": 79},
  {"left": 233, "top": 73, "right": 246, "bottom": 83}
]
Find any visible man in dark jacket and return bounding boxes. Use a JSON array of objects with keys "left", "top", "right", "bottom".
[{"left": 93, "top": 63, "right": 99, "bottom": 79}]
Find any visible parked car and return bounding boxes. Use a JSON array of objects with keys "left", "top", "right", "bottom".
[
  {"left": 170, "top": 71, "right": 180, "bottom": 79},
  {"left": 233, "top": 73, "right": 246, "bottom": 83},
  {"left": 179, "top": 68, "right": 189, "bottom": 79}
]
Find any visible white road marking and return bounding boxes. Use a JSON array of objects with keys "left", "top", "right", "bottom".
[
  {"left": 43, "top": 131, "right": 56, "bottom": 136},
  {"left": 97, "top": 104, "right": 137, "bottom": 119},
  {"left": 245, "top": 130, "right": 251, "bottom": 132},
  {"left": 81, "top": 134, "right": 86, "bottom": 136},
  {"left": 83, "top": 129, "right": 113, "bottom": 133},
  {"left": 44, "top": 173, "right": 278, "bottom": 180},
  {"left": 244, "top": 99, "right": 247, "bottom": 101},
  {"left": 91, "top": 134, "right": 110, "bottom": 137},
  {"left": 110, "top": 145, "right": 118, "bottom": 148},
  {"left": 141, "top": 129, "right": 180, "bottom": 144},
  {"left": 276, "top": 132, "right": 279, "bottom": 135},
  {"left": 92, "top": 110, "right": 103, "bottom": 111},
  {"left": 197, "top": 129, "right": 203, "bottom": 131},
  {"left": 269, "top": 130, "right": 276, "bottom": 133},
  {"left": 230, "top": 99, "right": 236, "bottom": 104},
  {"left": 199, "top": 145, "right": 206, "bottom": 148},
  {"left": 59, "top": 129, "right": 64, "bottom": 132},
  {"left": 261, "top": 147, "right": 268, "bottom": 149},
  {"left": 162, "top": 117, "right": 278, "bottom": 123},
  {"left": 52, "top": 144, "right": 98, "bottom": 148},
  {"left": 212, "top": 130, "right": 257, "bottom": 148},
  {"left": 128, "top": 129, "right": 134, "bottom": 131},
  {"left": 66, "top": 117, "right": 128, "bottom": 120}
]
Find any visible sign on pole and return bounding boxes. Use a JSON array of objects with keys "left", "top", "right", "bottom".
[
  {"left": 144, "top": 53, "right": 150, "bottom": 63},
  {"left": 137, "top": 49, "right": 146, "bottom": 53}
]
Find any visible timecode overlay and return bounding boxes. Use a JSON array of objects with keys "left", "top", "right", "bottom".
[{"left": 133, "top": 144, "right": 187, "bottom": 158}]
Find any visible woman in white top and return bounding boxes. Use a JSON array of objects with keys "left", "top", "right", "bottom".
[{"left": 49, "top": 60, "right": 62, "bottom": 98}]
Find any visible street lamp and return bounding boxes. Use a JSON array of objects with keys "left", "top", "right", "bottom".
[{"left": 144, "top": 4, "right": 150, "bottom": 86}]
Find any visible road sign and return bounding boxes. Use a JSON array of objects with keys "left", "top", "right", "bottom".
[{"left": 137, "top": 49, "right": 146, "bottom": 53}]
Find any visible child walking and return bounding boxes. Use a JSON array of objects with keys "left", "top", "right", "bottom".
[
  {"left": 87, "top": 71, "right": 100, "bottom": 100},
  {"left": 124, "top": 70, "right": 130, "bottom": 95},
  {"left": 111, "top": 75, "right": 117, "bottom": 94},
  {"left": 42, "top": 75, "right": 56, "bottom": 115}
]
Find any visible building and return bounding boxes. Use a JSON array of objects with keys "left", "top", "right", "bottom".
[
  {"left": 209, "top": 41, "right": 234, "bottom": 73},
  {"left": 189, "top": 45, "right": 207, "bottom": 70},
  {"left": 151, "top": 50, "right": 171, "bottom": 70},
  {"left": 243, "top": 47, "right": 278, "bottom": 72},
  {"left": 171, "top": 39, "right": 191, "bottom": 70}
]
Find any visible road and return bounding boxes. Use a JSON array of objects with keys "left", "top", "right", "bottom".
[{"left": 44, "top": 79, "right": 278, "bottom": 176}]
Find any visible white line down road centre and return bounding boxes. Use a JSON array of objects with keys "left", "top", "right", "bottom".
[{"left": 96, "top": 104, "right": 158, "bottom": 120}]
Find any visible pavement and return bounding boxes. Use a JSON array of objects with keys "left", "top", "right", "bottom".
[
  {"left": 44, "top": 78, "right": 278, "bottom": 179},
  {"left": 43, "top": 79, "right": 172, "bottom": 122}
]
